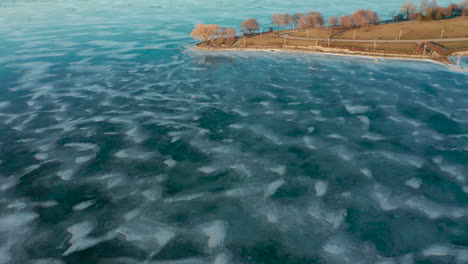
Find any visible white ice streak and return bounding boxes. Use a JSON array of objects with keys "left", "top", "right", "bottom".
[
  {"left": 372, "top": 183, "right": 468, "bottom": 219},
  {"left": 164, "top": 192, "right": 208, "bottom": 203},
  {"left": 308, "top": 202, "right": 346, "bottom": 229},
  {"left": 198, "top": 166, "right": 217, "bottom": 174},
  {"left": 163, "top": 158, "right": 177, "bottom": 167},
  {"left": 63, "top": 221, "right": 116, "bottom": 256},
  {"left": 201, "top": 220, "right": 229, "bottom": 249},
  {"left": 64, "top": 142, "right": 99, "bottom": 152},
  {"left": 380, "top": 152, "right": 424, "bottom": 168},
  {"left": 0, "top": 212, "right": 38, "bottom": 232},
  {"left": 264, "top": 179, "right": 285, "bottom": 199},
  {"left": 117, "top": 221, "right": 175, "bottom": 253},
  {"left": 269, "top": 165, "right": 286, "bottom": 176},
  {"left": 115, "top": 148, "right": 153, "bottom": 160},
  {"left": 357, "top": 115, "right": 370, "bottom": 129},
  {"left": 360, "top": 168, "right": 373, "bottom": 178},
  {"left": 405, "top": 177, "right": 422, "bottom": 189},
  {"left": 315, "top": 181, "right": 328, "bottom": 197},
  {"left": 75, "top": 153, "right": 96, "bottom": 163},
  {"left": 57, "top": 169, "right": 74, "bottom": 181},
  {"left": 72, "top": 200, "right": 95, "bottom": 211},
  {"left": 423, "top": 244, "right": 468, "bottom": 263},
  {"left": 345, "top": 104, "right": 370, "bottom": 115}
]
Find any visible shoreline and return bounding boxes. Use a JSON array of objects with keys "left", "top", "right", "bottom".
[{"left": 196, "top": 44, "right": 467, "bottom": 69}]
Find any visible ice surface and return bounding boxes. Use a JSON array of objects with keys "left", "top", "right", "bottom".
[
  {"left": 0, "top": 0, "right": 465, "bottom": 262},
  {"left": 57, "top": 169, "right": 74, "bottom": 181},
  {"left": 201, "top": 220, "right": 228, "bottom": 249},
  {"left": 72, "top": 200, "right": 95, "bottom": 211},
  {"left": 405, "top": 177, "right": 423, "bottom": 189},
  {"left": 198, "top": 166, "right": 217, "bottom": 174},
  {"left": 264, "top": 179, "right": 285, "bottom": 199},
  {"left": 315, "top": 181, "right": 328, "bottom": 197},
  {"left": 345, "top": 104, "right": 370, "bottom": 115}
]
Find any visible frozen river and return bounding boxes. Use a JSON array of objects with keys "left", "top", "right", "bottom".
[{"left": 0, "top": 0, "right": 467, "bottom": 263}]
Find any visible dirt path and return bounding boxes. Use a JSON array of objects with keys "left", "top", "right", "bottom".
[{"left": 279, "top": 32, "right": 468, "bottom": 43}]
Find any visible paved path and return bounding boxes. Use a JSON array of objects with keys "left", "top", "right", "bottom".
[{"left": 278, "top": 32, "right": 468, "bottom": 43}]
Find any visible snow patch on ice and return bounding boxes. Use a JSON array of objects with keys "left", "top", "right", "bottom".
[
  {"left": 405, "top": 177, "right": 422, "bottom": 189},
  {"left": 264, "top": 179, "right": 285, "bottom": 199},
  {"left": 201, "top": 220, "right": 228, "bottom": 249},
  {"left": 315, "top": 181, "right": 328, "bottom": 197}
]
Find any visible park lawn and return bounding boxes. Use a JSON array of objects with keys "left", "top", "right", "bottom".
[
  {"left": 328, "top": 42, "right": 419, "bottom": 52},
  {"left": 290, "top": 16, "right": 468, "bottom": 40},
  {"left": 240, "top": 36, "right": 419, "bottom": 53},
  {"left": 438, "top": 41, "right": 468, "bottom": 49}
]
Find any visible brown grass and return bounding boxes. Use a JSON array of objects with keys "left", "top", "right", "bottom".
[
  {"left": 438, "top": 41, "right": 468, "bottom": 49},
  {"left": 290, "top": 17, "right": 468, "bottom": 40},
  {"left": 200, "top": 17, "right": 468, "bottom": 58}
]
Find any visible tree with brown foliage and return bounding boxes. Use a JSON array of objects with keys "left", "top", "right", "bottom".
[
  {"left": 446, "top": 3, "right": 460, "bottom": 16},
  {"left": 272, "top": 14, "right": 294, "bottom": 28},
  {"left": 307, "top": 11, "right": 325, "bottom": 27},
  {"left": 190, "top": 24, "right": 220, "bottom": 42},
  {"left": 297, "top": 11, "right": 325, "bottom": 29},
  {"left": 417, "top": 11, "right": 424, "bottom": 21},
  {"left": 297, "top": 16, "right": 313, "bottom": 29},
  {"left": 294, "top": 13, "right": 304, "bottom": 23},
  {"left": 401, "top": 2, "right": 417, "bottom": 18},
  {"left": 462, "top": 1, "right": 468, "bottom": 15},
  {"left": 408, "top": 13, "right": 418, "bottom": 19},
  {"left": 420, "top": 0, "right": 430, "bottom": 13},
  {"left": 351, "top": 10, "right": 380, "bottom": 27},
  {"left": 241, "top": 18, "right": 259, "bottom": 34},
  {"left": 425, "top": 8, "right": 435, "bottom": 19},
  {"left": 328, "top": 16, "right": 337, "bottom": 26},
  {"left": 339, "top": 15, "right": 354, "bottom": 28},
  {"left": 225, "top": 28, "right": 236, "bottom": 39}
]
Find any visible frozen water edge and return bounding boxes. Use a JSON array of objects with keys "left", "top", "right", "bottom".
[{"left": 0, "top": 0, "right": 467, "bottom": 263}]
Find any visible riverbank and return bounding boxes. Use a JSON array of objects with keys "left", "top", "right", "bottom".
[
  {"left": 195, "top": 17, "right": 468, "bottom": 68},
  {"left": 196, "top": 43, "right": 467, "bottom": 68}
]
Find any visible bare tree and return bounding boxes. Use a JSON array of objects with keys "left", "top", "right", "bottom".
[
  {"left": 190, "top": 24, "right": 220, "bottom": 42},
  {"left": 225, "top": 28, "right": 236, "bottom": 39},
  {"left": 297, "top": 12, "right": 325, "bottom": 29},
  {"left": 369, "top": 10, "right": 381, "bottom": 24},
  {"left": 339, "top": 15, "right": 354, "bottom": 28},
  {"left": 401, "top": 2, "right": 417, "bottom": 18},
  {"left": 351, "top": 10, "right": 380, "bottom": 27},
  {"left": 307, "top": 11, "right": 325, "bottom": 27},
  {"left": 446, "top": 3, "right": 460, "bottom": 16},
  {"left": 328, "top": 16, "right": 337, "bottom": 26},
  {"left": 294, "top": 13, "right": 304, "bottom": 23},
  {"left": 408, "top": 12, "right": 418, "bottom": 19},
  {"left": 298, "top": 16, "right": 313, "bottom": 29},
  {"left": 272, "top": 14, "right": 294, "bottom": 28},
  {"left": 462, "top": 0, "right": 468, "bottom": 9},
  {"left": 461, "top": 1, "right": 468, "bottom": 15},
  {"left": 420, "top": 0, "right": 430, "bottom": 14},
  {"left": 241, "top": 18, "right": 259, "bottom": 34}
]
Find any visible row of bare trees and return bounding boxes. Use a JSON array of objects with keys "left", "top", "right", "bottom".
[
  {"left": 398, "top": 0, "right": 468, "bottom": 21},
  {"left": 272, "top": 12, "right": 325, "bottom": 29},
  {"left": 190, "top": 24, "right": 236, "bottom": 42},
  {"left": 339, "top": 10, "right": 381, "bottom": 28},
  {"left": 190, "top": 0, "right": 468, "bottom": 42},
  {"left": 271, "top": 10, "right": 379, "bottom": 29},
  {"left": 189, "top": 18, "right": 260, "bottom": 43}
]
